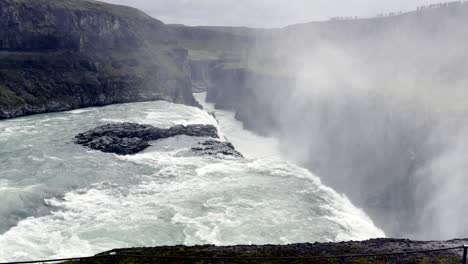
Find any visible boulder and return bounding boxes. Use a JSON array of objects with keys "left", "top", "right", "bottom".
[
  {"left": 191, "top": 140, "right": 243, "bottom": 158},
  {"left": 75, "top": 123, "right": 242, "bottom": 157}
]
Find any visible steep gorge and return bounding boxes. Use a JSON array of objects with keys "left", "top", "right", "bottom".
[
  {"left": 182, "top": 2, "right": 468, "bottom": 239},
  {"left": 2, "top": 0, "right": 468, "bottom": 240}
]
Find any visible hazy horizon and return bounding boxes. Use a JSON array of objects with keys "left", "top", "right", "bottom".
[{"left": 101, "top": 0, "right": 450, "bottom": 27}]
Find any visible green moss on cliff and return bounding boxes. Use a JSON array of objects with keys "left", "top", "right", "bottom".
[
  {"left": 0, "top": 85, "right": 22, "bottom": 106},
  {"left": 0, "top": 0, "right": 198, "bottom": 118}
]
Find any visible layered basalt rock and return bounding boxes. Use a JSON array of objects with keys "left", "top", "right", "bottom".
[{"left": 0, "top": 0, "right": 199, "bottom": 119}]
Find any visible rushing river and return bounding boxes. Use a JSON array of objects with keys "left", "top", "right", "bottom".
[{"left": 0, "top": 93, "right": 384, "bottom": 261}]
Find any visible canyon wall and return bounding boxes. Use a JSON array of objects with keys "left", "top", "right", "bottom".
[{"left": 0, "top": 0, "right": 199, "bottom": 119}]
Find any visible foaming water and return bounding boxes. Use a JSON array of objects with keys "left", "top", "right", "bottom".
[
  {"left": 194, "top": 93, "right": 282, "bottom": 159},
  {"left": 0, "top": 99, "right": 384, "bottom": 262}
]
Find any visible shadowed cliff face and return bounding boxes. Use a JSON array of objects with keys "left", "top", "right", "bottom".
[
  {"left": 0, "top": 0, "right": 154, "bottom": 51},
  {"left": 0, "top": 0, "right": 199, "bottom": 119},
  {"left": 185, "top": 3, "right": 468, "bottom": 239}
]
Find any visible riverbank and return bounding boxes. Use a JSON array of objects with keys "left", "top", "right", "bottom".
[{"left": 63, "top": 238, "right": 467, "bottom": 264}]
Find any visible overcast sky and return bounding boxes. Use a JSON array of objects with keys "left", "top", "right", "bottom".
[{"left": 100, "top": 0, "right": 447, "bottom": 28}]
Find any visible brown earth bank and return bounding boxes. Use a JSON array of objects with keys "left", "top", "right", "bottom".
[{"left": 66, "top": 239, "right": 468, "bottom": 264}]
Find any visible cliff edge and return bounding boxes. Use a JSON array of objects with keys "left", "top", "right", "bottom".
[{"left": 0, "top": 0, "right": 199, "bottom": 119}]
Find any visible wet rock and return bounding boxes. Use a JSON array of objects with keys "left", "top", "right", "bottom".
[
  {"left": 93, "top": 238, "right": 468, "bottom": 264},
  {"left": 191, "top": 140, "right": 243, "bottom": 158},
  {"left": 75, "top": 122, "right": 221, "bottom": 155},
  {"left": 83, "top": 136, "right": 151, "bottom": 155}
]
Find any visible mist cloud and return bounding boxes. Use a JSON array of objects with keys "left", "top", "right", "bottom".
[{"left": 102, "top": 0, "right": 468, "bottom": 239}]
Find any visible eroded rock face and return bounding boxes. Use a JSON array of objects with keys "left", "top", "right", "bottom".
[
  {"left": 75, "top": 123, "right": 242, "bottom": 157},
  {"left": 0, "top": 0, "right": 199, "bottom": 119}
]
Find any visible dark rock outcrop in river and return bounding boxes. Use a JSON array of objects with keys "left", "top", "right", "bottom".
[
  {"left": 191, "top": 140, "right": 243, "bottom": 158},
  {"left": 75, "top": 122, "right": 241, "bottom": 157},
  {"left": 0, "top": 0, "right": 199, "bottom": 119}
]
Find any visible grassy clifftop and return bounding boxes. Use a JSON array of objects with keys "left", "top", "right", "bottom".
[{"left": 3, "top": 0, "right": 155, "bottom": 21}]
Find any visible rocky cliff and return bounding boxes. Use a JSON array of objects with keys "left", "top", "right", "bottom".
[{"left": 0, "top": 0, "right": 199, "bottom": 119}]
